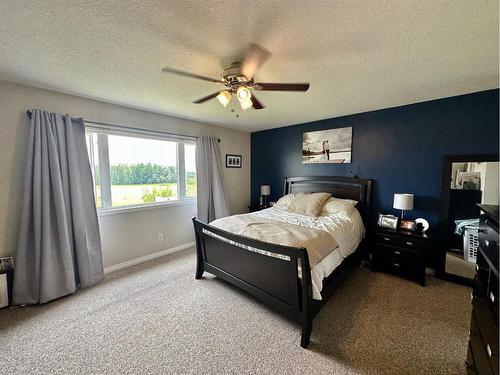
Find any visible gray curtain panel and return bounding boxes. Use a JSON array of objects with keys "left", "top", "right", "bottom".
[
  {"left": 13, "top": 110, "right": 104, "bottom": 305},
  {"left": 196, "top": 136, "right": 230, "bottom": 222}
]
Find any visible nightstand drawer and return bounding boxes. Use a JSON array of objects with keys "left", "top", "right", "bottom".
[
  {"left": 372, "top": 253, "right": 422, "bottom": 280},
  {"left": 375, "top": 244, "right": 421, "bottom": 262},
  {"left": 376, "top": 233, "right": 425, "bottom": 250}
]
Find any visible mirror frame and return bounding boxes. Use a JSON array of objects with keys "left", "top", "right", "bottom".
[{"left": 437, "top": 153, "right": 499, "bottom": 286}]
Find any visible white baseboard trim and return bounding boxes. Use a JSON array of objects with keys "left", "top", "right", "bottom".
[{"left": 103, "top": 242, "right": 195, "bottom": 274}]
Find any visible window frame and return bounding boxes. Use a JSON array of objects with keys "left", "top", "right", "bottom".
[{"left": 85, "top": 125, "right": 197, "bottom": 214}]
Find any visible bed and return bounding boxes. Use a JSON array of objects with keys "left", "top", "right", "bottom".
[{"left": 192, "top": 176, "right": 373, "bottom": 348}]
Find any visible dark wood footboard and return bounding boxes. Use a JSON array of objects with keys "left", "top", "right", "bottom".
[{"left": 192, "top": 218, "right": 313, "bottom": 348}]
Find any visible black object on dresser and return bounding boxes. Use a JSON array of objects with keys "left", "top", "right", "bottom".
[
  {"left": 372, "top": 227, "right": 429, "bottom": 286},
  {"left": 466, "top": 204, "right": 499, "bottom": 375}
]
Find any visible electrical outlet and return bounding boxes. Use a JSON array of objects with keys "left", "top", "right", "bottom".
[{"left": 157, "top": 234, "right": 164, "bottom": 242}]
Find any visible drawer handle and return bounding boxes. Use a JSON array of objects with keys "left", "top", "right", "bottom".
[
  {"left": 485, "top": 240, "right": 490, "bottom": 247},
  {"left": 383, "top": 237, "right": 390, "bottom": 241},
  {"left": 490, "top": 292, "right": 495, "bottom": 303},
  {"left": 486, "top": 344, "right": 492, "bottom": 358},
  {"left": 393, "top": 263, "right": 400, "bottom": 267},
  {"left": 394, "top": 250, "right": 401, "bottom": 255},
  {"left": 471, "top": 293, "right": 474, "bottom": 301},
  {"left": 475, "top": 264, "right": 479, "bottom": 271},
  {"left": 406, "top": 241, "right": 413, "bottom": 246}
]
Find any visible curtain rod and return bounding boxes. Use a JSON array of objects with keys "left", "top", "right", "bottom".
[{"left": 25, "top": 110, "right": 220, "bottom": 142}]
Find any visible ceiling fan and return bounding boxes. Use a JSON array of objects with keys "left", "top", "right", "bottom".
[{"left": 161, "top": 44, "right": 310, "bottom": 111}]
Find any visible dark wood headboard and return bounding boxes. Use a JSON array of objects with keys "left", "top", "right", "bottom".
[{"left": 283, "top": 176, "right": 373, "bottom": 225}]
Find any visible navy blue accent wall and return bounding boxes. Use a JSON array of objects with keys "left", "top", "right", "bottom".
[{"left": 251, "top": 89, "right": 499, "bottom": 230}]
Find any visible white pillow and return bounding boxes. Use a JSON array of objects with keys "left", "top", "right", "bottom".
[
  {"left": 322, "top": 197, "right": 358, "bottom": 216},
  {"left": 274, "top": 193, "right": 295, "bottom": 209},
  {"left": 288, "top": 192, "right": 332, "bottom": 216}
]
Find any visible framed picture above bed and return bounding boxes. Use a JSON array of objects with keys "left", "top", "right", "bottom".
[
  {"left": 225, "top": 154, "right": 242, "bottom": 168},
  {"left": 302, "top": 126, "right": 352, "bottom": 164}
]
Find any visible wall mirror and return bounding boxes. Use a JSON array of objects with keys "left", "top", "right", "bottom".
[{"left": 439, "top": 154, "right": 499, "bottom": 285}]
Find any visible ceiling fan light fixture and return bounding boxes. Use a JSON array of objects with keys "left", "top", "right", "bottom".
[
  {"left": 216, "top": 90, "right": 232, "bottom": 107},
  {"left": 240, "top": 98, "right": 253, "bottom": 110},
  {"left": 236, "top": 86, "right": 251, "bottom": 101},
  {"left": 162, "top": 44, "right": 309, "bottom": 112}
]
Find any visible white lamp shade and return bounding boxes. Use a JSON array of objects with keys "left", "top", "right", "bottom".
[
  {"left": 261, "top": 185, "right": 271, "bottom": 196},
  {"left": 393, "top": 193, "right": 414, "bottom": 210}
]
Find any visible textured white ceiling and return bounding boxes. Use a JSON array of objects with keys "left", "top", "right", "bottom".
[{"left": 0, "top": 0, "right": 498, "bottom": 132}]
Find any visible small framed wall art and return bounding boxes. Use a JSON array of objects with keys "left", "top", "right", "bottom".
[
  {"left": 226, "top": 154, "right": 242, "bottom": 168},
  {"left": 378, "top": 214, "right": 398, "bottom": 230}
]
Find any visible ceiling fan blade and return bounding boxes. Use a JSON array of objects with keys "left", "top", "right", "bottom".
[
  {"left": 192, "top": 92, "right": 220, "bottom": 104},
  {"left": 250, "top": 94, "right": 265, "bottom": 110},
  {"left": 253, "top": 83, "right": 310, "bottom": 91},
  {"left": 239, "top": 44, "right": 271, "bottom": 80},
  {"left": 162, "top": 67, "right": 224, "bottom": 83}
]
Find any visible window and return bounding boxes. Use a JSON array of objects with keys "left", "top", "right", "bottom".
[{"left": 85, "top": 128, "right": 196, "bottom": 211}]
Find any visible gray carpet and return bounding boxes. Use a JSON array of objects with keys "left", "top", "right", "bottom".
[{"left": 0, "top": 248, "right": 471, "bottom": 374}]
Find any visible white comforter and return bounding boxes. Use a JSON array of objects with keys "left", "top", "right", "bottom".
[{"left": 210, "top": 206, "right": 365, "bottom": 300}]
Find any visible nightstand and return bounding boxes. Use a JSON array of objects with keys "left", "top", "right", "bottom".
[{"left": 371, "top": 227, "right": 429, "bottom": 286}]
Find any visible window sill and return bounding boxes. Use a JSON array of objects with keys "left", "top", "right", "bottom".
[{"left": 97, "top": 199, "right": 197, "bottom": 217}]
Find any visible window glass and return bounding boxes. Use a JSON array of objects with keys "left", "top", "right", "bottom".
[
  {"left": 85, "top": 128, "right": 195, "bottom": 210},
  {"left": 107, "top": 134, "right": 178, "bottom": 207}
]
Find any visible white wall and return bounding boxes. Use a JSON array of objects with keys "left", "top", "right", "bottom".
[
  {"left": 455, "top": 162, "right": 499, "bottom": 204},
  {"left": 482, "top": 162, "right": 499, "bottom": 204},
  {"left": 0, "top": 80, "right": 250, "bottom": 267},
  {"left": 471, "top": 162, "right": 488, "bottom": 192}
]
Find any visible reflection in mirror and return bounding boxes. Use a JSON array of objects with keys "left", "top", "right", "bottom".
[{"left": 445, "top": 161, "right": 499, "bottom": 280}]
